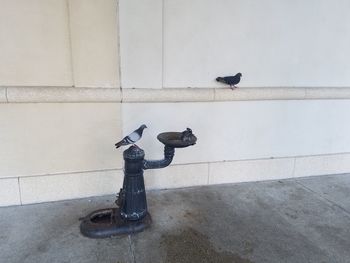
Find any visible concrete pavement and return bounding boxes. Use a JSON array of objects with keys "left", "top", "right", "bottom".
[{"left": 1, "top": 174, "right": 350, "bottom": 263}]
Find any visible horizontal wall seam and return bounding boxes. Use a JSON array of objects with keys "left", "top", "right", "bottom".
[
  {"left": 1, "top": 168, "right": 123, "bottom": 180},
  {"left": 2, "top": 153, "right": 350, "bottom": 206},
  {"left": 1, "top": 87, "right": 350, "bottom": 103}
]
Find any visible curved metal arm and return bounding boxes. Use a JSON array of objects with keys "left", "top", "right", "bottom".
[{"left": 143, "top": 146, "right": 175, "bottom": 170}]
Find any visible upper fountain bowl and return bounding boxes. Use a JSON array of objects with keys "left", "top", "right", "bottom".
[{"left": 157, "top": 130, "right": 197, "bottom": 148}]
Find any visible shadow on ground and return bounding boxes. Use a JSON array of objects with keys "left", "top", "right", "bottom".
[{"left": 160, "top": 227, "right": 252, "bottom": 263}]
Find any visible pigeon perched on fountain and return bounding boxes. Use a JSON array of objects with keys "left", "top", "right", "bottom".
[
  {"left": 181, "top": 128, "right": 196, "bottom": 145},
  {"left": 216, "top": 73, "right": 242, "bottom": 90},
  {"left": 115, "top": 124, "right": 147, "bottom": 148}
]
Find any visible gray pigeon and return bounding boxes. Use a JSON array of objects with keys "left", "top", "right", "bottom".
[
  {"left": 115, "top": 124, "right": 147, "bottom": 148},
  {"left": 181, "top": 128, "right": 193, "bottom": 142},
  {"left": 216, "top": 73, "right": 242, "bottom": 89}
]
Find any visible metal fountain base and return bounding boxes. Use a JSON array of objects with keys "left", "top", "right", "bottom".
[{"left": 80, "top": 208, "right": 152, "bottom": 238}]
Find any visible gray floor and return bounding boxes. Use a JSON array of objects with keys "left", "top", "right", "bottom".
[{"left": 2, "top": 174, "right": 350, "bottom": 263}]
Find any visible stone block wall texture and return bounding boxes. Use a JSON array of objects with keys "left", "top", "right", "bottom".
[
  {"left": 0, "top": 0, "right": 119, "bottom": 87},
  {"left": 120, "top": 0, "right": 350, "bottom": 89},
  {"left": 1, "top": 0, "right": 350, "bottom": 206}
]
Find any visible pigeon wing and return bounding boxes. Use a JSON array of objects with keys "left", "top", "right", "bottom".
[
  {"left": 115, "top": 127, "right": 144, "bottom": 148},
  {"left": 115, "top": 135, "right": 135, "bottom": 148},
  {"left": 128, "top": 131, "right": 141, "bottom": 142}
]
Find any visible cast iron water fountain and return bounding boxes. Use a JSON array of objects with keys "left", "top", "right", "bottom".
[{"left": 80, "top": 126, "right": 197, "bottom": 238}]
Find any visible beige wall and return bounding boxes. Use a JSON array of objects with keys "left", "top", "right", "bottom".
[
  {"left": 163, "top": 0, "right": 350, "bottom": 88},
  {"left": 1, "top": 0, "right": 350, "bottom": 207},
  {"left": 0, "top": 0, "right": 72, "bottom": 86},
  {"left": 0, "top": 0, "right": 119, "bottom": 87},
  {"left": 0, "top": 103, "right": 122, "bottom": 178},
  {"left": 120, "top": 0, "right": 350, "bottom": 88},
  {"left": 123, "top": 100, "right": 350, "bottom": 164},
  {"left": 0, "top": 0, "right": 123, "bottom": 206}
]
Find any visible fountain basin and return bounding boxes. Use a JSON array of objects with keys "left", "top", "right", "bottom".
[{"left": 157, "top": 132, "right": 197, "bottom": 148}]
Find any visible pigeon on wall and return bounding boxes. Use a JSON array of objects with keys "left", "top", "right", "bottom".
[
  {"left": 216, "top": 73, "right": 242, "bottom": 90},
  {"left": 115, "top": 124, "right": 147, "bottom": 148}
]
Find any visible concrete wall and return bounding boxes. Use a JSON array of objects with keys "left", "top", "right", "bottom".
[
  {"left": 120, "top": 0, "right": 350, "bottom": 88},
  {"left": 123, "top": 100, "right": 350, "bottom": 163},
  {"left": 0, "top": 0, "right": 119, "bottom": 87},
  {"left": 1, "top": 0, "right": 350, "bottom": 206},
  {"left": 0, "top": 0, "right": 123, "bottom": 206}
]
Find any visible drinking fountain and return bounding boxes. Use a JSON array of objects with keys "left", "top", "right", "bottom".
[{"left": 80, "top": 128, "right": 197, "bottom": 238}]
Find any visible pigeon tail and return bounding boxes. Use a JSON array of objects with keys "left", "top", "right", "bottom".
[{"left": 115, "top": 140, "right": 127, "bottom": 148}]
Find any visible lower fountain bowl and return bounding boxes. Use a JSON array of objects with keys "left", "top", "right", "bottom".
[{"left": 80, "top": 208, "right": 152, "bottom": 238}]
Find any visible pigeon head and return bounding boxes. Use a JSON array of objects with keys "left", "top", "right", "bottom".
[
  {"left": 186, "top": 128, "right": 192, "bottom": 133},
  {"left": 139, "top": 124, "right": 147, "bottom": 132},
  {"left": 236, "top": 73, "right": 242, "bottom": 77},
  {"left": 135, "top": 124, "right": 147, "bottom": 136},
  {"left": 216, "top": 77, "right": 223, "bottom": 82}
]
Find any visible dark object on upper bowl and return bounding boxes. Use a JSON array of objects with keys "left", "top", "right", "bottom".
[{"left": 157, "top": 128, "right": 197, "bottom": 148}]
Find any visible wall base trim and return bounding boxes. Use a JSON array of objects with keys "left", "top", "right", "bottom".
[
  {"left": 1, "top": 87, "right": 350, "bottom": 103},
  {"left": 1, "top": 152, "right": 350, "bottom": 207}
]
